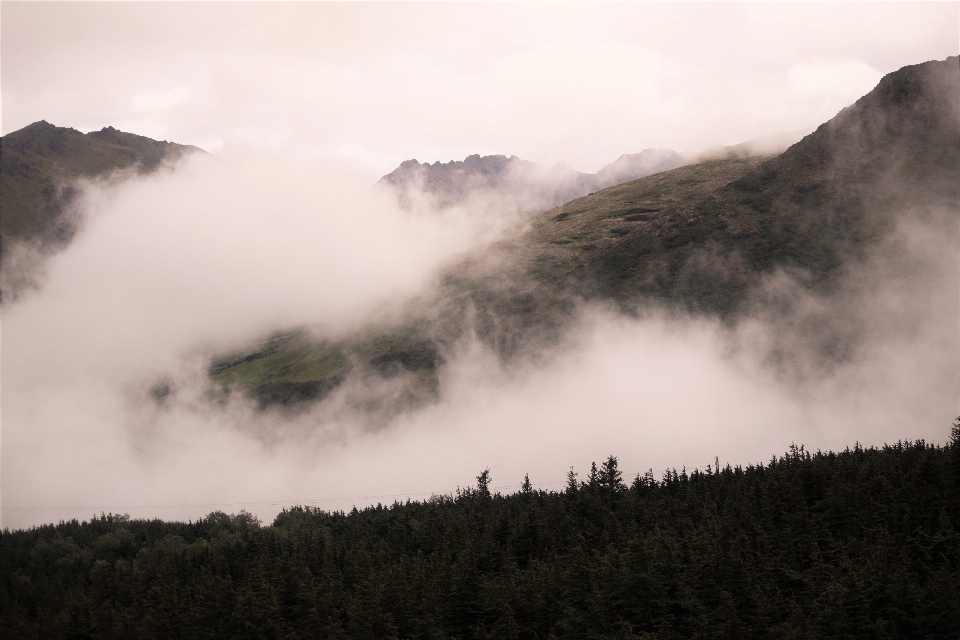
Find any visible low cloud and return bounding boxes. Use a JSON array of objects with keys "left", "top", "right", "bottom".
[
  {"left": 3, "top": 151, "right": 515, "bottom": 387},
  {"left": 2, "top": 153, "right": 955, "bottom": 529}
]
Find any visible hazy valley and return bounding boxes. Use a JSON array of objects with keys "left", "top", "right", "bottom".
[{"left": 0, "top": 14, "right": 958, "bottom": 629}]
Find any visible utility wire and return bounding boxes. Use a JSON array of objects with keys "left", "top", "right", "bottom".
[{"left": 1, "top": 480, "right": 568, "bottom": 513}]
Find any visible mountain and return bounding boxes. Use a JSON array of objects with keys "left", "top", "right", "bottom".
[
  {"left": 209, "top": 56, "right": 959, "bottom": 411},
  {"left": 526, "top": 55, "right": 959, "bottom": 313},
  {"left": 1, "top": 121, "right": 203, "bottom": 244},
  {"left": 0, "top": 121, "right": 203, "bottom": 298},
  {"left": 377, "top": 148, "right": 685, "bottom": 211}
]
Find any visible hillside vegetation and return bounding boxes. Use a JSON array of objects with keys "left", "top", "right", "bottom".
[
  {"left": 2, "top": 430, "right": 958, "bottom": 638},
  {"left": 207, "top": 155, "right": 769, "bottom": 409},
  {"left": 208, "top": 329, "right": 441, "bottom": 410},
  {"left": 211, "top": 57, "right": 959, "bottom": 409}
]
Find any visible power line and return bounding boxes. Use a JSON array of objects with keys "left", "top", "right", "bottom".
[{"left": 0, "top": 480, "right": 568, "bottom": 513}]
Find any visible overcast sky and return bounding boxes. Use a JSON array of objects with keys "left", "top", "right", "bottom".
[{"left": 2, "top": 2, "right": 957, "bottom": 175}]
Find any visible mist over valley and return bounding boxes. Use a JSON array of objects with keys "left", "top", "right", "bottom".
[
  {"left": 3, "top": 56, "right": 957, "bottom": 526},
  {"left": 1, "top": 4, "right": 958, "bottom": 635}
]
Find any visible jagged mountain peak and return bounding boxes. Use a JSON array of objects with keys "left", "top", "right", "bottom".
[{"left": 378, "top": 149, "right": 686, "bottom": 211}]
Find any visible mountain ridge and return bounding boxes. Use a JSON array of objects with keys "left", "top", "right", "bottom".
[
  {"left": 377, "top": 148, "right": 686, "bottom": 211},
  {"left": 1, "top": 120, "right": 203, "bottom": 244},
  {"left": 0, "top": 120, "right": 204, "bottom": 300}
]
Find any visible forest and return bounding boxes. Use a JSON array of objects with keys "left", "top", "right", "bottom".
[{"left": 2, "top": 423, "right": 958, "bottom": 639}]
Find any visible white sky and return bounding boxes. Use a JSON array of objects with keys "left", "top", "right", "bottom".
[{"left": 2, "top": 2, "right": 958, "bottom": 175}]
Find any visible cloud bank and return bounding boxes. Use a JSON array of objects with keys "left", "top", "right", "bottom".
[{"left": 2, "top": 151, "right": 956, "bottom": 530}]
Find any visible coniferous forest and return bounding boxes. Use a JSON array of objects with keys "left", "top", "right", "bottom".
[{"left": 2, "top": 425, "right": 958, "bottom": 639}]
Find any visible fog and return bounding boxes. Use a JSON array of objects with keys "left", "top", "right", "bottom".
[
  {"left": 3, "top": 152, "right": 518, "bottom": 383},
  {"left": 2, "top": 148, "right": 956, "bottom": 530},
  {"left": 3, "top": 3, "right": 958, "bottom": 530}
]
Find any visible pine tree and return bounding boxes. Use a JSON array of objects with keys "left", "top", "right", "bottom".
[
  {"left": 566, "top": 467, "right": 579, "bottom": 494},
  {"left": 599, "top": 456, "right": 624, "bottom": 493},
  {"left": 521, "top": 474, "right": 532, "bottom": 494},
  {"left": 476, "top": 469, "right": 492, "bottom": 499}
]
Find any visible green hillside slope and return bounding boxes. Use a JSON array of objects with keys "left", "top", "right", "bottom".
[
  {"left": 211, "top": 57, "right": 958, "bottom": 409},
  {"left": 208, "top": 329, "right": 441, "bottom": 409},
  {"left": 206, "top": 155, "right": 771, "bottom": 409}
]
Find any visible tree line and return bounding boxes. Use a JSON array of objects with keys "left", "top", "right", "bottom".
[{"left": 2, "top": 423, "right": 959, "bottom": 639}]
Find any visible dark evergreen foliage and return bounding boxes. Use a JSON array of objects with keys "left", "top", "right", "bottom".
[{"left": 2, "top": 433, "right": 958, "bottom": 638}]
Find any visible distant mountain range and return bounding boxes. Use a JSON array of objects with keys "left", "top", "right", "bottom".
[
  {"left": 375, "top": 132, "right": 813, "bottom": 214},
  {"left": 377, "top": 148, "right": 686, "bottom": 211}
]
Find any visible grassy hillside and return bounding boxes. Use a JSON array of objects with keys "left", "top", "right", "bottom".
[
  {"left": 1, "top": 121, "right": 202, "bottom": 245},
  {"left": 555, "top": 56, "right": 959, "bottom": 312},
  {"left": 210, "top": 155, "right": 768, "bottom": 407},
  {"left": 209, "top": 329, "right": 441, "bottom": 409},
  {"left": 211, "top": 57, "right": 958, "bottom": 408},
  {"left": 3, "top": 433, "right": 958, "bottom": 638}
]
